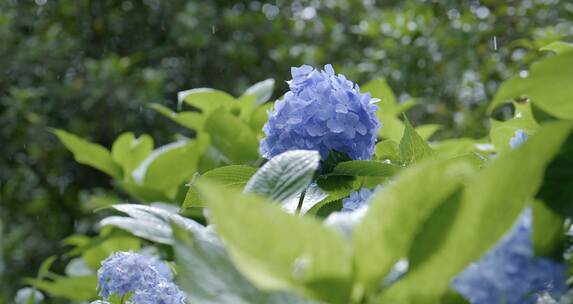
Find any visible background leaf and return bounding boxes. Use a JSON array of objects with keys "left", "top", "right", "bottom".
[
  {"left": 52, "top": 129, "right": 122, "bottom": 178},
  {"left": 487, "top": 52, "right": 573, "bottom": 119},
  {"left": 243, "top": 79, "right": 275, "bottom": 104},
  {"left": 182, "top": 165, "right": 257, "bottom": 208}
]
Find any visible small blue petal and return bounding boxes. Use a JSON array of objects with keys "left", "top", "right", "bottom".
[{"left": 509, "top": 129, "right": 528, "bottom": 149}]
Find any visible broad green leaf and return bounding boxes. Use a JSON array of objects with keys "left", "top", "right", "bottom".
[
  {"left": 378, "top": 121, "right": 573, "bottom": 303},
  {"left": 538, "top": 134, "right": 573, "bottom": 217},
  {"left": 204, "top": 108, "right": 260, "bottom": 164},
  {"left": 99, "top": 204, "right": 206, "bottom": 245},
  {"left": 306, "top": 176, "right": 360, "bottom": 216},
  {"left": 248, "top": 102, "right": 274, "bottom": 135},
  {"left": 244, "top": 150, "right": 320, "bottom": 204},
  {"left": 532, "top": 199, "right": 565, "bottom": 259},
  {"left": 149, "top": 103, "right": 204, "bottom": 131},
  {"left": 52, "top": 129, "right": 122, "bottom": 178},
  {"left": 243, "top": 78, "right": 275, "bottom": 104},
  {"left": 179, "top": 88, "right": 236, "bottom": 113},
  {"left": 29, "top": 276, "right": 97, "bottom": 301},
  {"left": 352, "top": 158, "right": 476, "bottom": 293},
  {"left": 489, "top": 102, "right": 539, "bottom": 154},
  {"left": 378, "top": 115, "right": 405, "bottom": 141},
  {"left": 329, "top": 160, "right": 400, "bottom": 177},
  {"left": 280, "top": 183, "right": 329, "bottom": 215},
  {"left": 173, "top": 225, "right": 316, "bottom": 304},
  {"left": 375, "top": 140, "right": 400, "bottom": 163},
  {"left": 433, "top": 138, "right": 482, "bottom": 159},
  {"left": 111, "top": 132, "right": 153, "bottom": 176},
  {"left": 182, "top": 165, "right": 257, "bottom": 208},
  {"left": 197, "top": 181, "right": 353, "bottom": 303},
  {"left": 399, "top": 119, "right": 434, "bottom": 165},
  {"left": 540, "top": 41, "right": 573, "bottom": 54},
  {"left": 131, "top": 140, "right": 200, "bottom": 196},
  {"left": 487, "top": 52, "right": 573, "bottom": 119}
]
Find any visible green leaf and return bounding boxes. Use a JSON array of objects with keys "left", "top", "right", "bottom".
[
  {"left": 532, "top": 199, "right": 565, "bottom": 259},
  {"left": 173, "top": 225, "right": 316, "bottom": 304},
  {"left": 540, "top": 41, "right": 573, "bottom": 54},
  {"left": 399, "top": 119, "right": 434, "bottom": 165},
  {"left": 244, "top": 150, "right": 320, "bottom": 204},
  {"left": 204, "top": 108, "right": 260, "bottom": 164},
  {"left": 329, "top": 160, "right": 400, "bottom": 177},
  {"left": 487, "top": 52, "right": 573, "bottom": 119},
  {"left": 243, "top": 78, "right": 275, "bottom": 104},
  {"left": 306, "top": 176, "right": 359, "bottom": 216},
  {"left": 538, "top": 133, "right": 573, "bottom": 217},
  {"left": 378, "top": 121, "right": 573, "bottom": 303},
  {"left": 197, "top": 181, "right": 353, "bottom": 303},
  {"left": 182, "top": 165, "right": 257, "bottom": 208},
  {"left": 248, "top": 102, "right": 274, "bottom": 135},
  {"left": 131, "top": 140, "right": 200, "bottom": 196},
  {"left": 489, "top": 102, "right": 539, "bottom": 154},
  {"left": 30, "top": 276, "right": 98, "bottom": 301},
  {"left": 99, "top": 204, "right": 206, "bottom": 245},
  {"left": 52, "top": 129, "right": 122, "bottom": 178},
  {"left": 111, "top": 132, "right": 153, "bottom": 176},
  {"left": 149, "top": 103, "right": 204, "bottom": 131},
  {"left": 352, "top": 157, "right": 476, "bottom": 293},
  {"left": 178, "top": 88, "right": 236, "bottom": 113},
  {"left": 375, "top": 140, "right": 400, "bottom": 163}
]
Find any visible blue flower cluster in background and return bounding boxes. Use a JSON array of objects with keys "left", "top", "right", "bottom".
[
  {"left": 509, "top": 129, "right": 528, "bottom": 149},
  {"left": 97, "top": 252, "right": 185, "bottom": 304},
  {"left": 260, "top": 64, "right": 381, "bottom": 160},
  {"left": 452, "top": 209, "right": 568, "bottom": 304},
  {"left": 341, "top": 187, "right": 379, "bottom": 212}
]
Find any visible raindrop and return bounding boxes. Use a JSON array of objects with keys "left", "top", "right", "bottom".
[
  {"left": 492, "top": 36, "right": 498, "bottom": 50},
  {"left": 211, "top": 26, "right": 216, "bottom": 34},
  {"left": 292, "top": 256, "right": 311, "bottom": 280},
  {"left": 519, "top": 70, "right": 529, "bottom": 78}
]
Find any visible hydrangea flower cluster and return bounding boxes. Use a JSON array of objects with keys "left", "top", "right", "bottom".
[
  {"left": 97, "top": 251, "right": 185, "bottom": 304},
  {"left": 341, "top": 187, "right": 379, "bottom": 212},
  {"left": 509, "top": 129, "right": 528, "bottom": 149},
  {"left": 260, "top": 64, "right": 381, "bottom": 160},
  {"left": 452, "top": 209, "right": 568, "bottom": 304}
]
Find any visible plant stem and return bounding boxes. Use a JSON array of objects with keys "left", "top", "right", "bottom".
[{"left": 295, "top": 188, "right": 307, "bottom": 216}]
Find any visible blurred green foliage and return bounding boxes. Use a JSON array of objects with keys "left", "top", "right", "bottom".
[{"left": 1, "top": 0, "right": 572, "bottom": 301}]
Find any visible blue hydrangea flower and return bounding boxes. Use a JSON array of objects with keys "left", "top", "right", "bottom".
[
  {"left": 509, "top": 129, "right": 528, "bottom": 149},
  {"left": 97, "top": 251, "right": 185, "bottom": 304},
  {"left": 130, "top": 280, "right": 187, "bottom": 304},
  {"left": 260, "top": 64, "right": 381, "bottom": 160},
  {"left": 342, "top": 187, "right": 379, "bottom": 212},
  {"left": 452, "top": 209, "right": 568, "bottom": 304}
]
